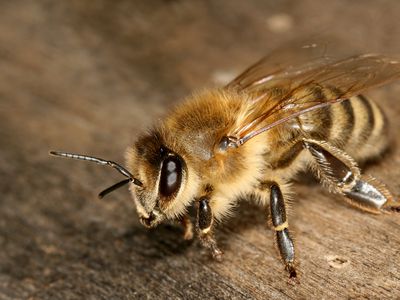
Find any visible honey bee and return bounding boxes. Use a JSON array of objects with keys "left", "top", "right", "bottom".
[{"left": 50, "top": 40, "right": 400, "bottom": 280}]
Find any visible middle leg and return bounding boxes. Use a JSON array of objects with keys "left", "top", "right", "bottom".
[{"left": 260, "top": 181, "right": 297, "bottom": 279}]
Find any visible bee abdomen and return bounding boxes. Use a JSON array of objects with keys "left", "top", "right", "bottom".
[
  {"left": 334, "top": 95, "right": 388, "bottom": 161},
  {"left": 329, "top": 100, "right": 355, "bottom": 147},
  {"left": 269, "top": 92, "right": 388, "bottom": 170},
  {"left": 298, "top": 93, "right": 388, "bottom": 162}
]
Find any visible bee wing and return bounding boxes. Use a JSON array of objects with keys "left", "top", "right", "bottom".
[
  {"left": 227, "top": 47, "right": 400, "bottom": 145},
  {"left": 227, "top": 37, "right": 345, "bottom": 91}
]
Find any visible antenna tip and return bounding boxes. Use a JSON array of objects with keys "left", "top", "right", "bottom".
[{"left": 49, "top": 150, "right": 57, "bottom": 156}]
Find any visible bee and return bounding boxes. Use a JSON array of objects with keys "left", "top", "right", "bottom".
[{"left": 50, "top": 39, "right": 400, "bottom": 280}]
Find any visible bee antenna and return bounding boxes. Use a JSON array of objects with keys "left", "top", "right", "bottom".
[
  {"left": 49, "top": 151, "right": 143, "bottom": 187},
  {"left": 98, "top": 178, "right": 131, "bottom": 199}
]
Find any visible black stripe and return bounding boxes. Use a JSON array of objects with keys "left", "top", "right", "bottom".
[
  {"left": 339, "top": 100, "right": 355, "bottom": 146},
  {"left": 271, "top": 142, "right": 303, "bottom": 169},
  {"left": 358, "top": 95, "right": 375, "bottom": 141},
  {"left": 313, "top": 105, "right": 332, "bottom": 140},
  {"left": 308, "top": 87, "right": 332, "bottom": 140}
]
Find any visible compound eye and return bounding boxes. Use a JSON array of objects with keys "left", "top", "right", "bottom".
[{"left": 159, "top": 156, "right": 182, "bottom": 197}]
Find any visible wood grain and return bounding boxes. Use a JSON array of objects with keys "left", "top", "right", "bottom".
[{"left": 1, "top": 1, "right": 400, "bottom": 299}]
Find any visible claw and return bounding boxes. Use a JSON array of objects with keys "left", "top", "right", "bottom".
[
  {"left": 286, "top": 265, "right": 300, "bottom": 284},
  {"left": 211, "top": 247, "right": 223, "bottom": 261}
]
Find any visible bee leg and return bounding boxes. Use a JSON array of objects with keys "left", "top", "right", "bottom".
[
  {"left": 179, "top": 214, "right": 194, "bottom": 240},
  {"left": 197, "top": 197, "right": 223, "bottom": 261},
  {"left": 269, "top": 183, "right": 297, "bottom": 279},
  {"left": 303, "top": 139, "right": 398, "bottom": 213},
  {"left": 344, "top": 177, "right": 400, "bottom": 213}
]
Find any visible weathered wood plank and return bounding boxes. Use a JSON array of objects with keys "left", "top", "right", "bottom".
[{"left": 1, "top": 1, "right": 400, "bottom": 299}]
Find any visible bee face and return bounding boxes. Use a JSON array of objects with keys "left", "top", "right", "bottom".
[{"left": 127, "top": 132, "right": 187, "bottom": 228}]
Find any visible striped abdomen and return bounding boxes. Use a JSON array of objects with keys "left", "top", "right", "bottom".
[{"left": 298, "top": 94, "right": 389, "bottom": 162}]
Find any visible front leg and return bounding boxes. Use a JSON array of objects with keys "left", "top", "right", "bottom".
[
  {"left": 197, "top": 197, "right": 223, "bottom": 260},
  {"left": 179, "top": 214, "right": 194, "bottom": 240}
]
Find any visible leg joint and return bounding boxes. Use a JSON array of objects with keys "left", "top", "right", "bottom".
[{"left": 273, "top": 221, "right": 289, "bottom": 231}]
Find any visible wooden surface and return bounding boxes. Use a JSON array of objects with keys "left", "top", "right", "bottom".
[{"left": 1, "top": 1, "right": 400, "bottom": 299}]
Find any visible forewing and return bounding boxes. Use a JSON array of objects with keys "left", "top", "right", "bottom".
[
  {"left": 228, "top": 51, "right": 400, "bottom": 145},
  {"left": 226, "top": 37, "right": 347, "bottom": 91}
]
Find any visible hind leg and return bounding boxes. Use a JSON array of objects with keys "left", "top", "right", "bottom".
[{"left": 303, "top": 139, "right": 399, "bottom": 213}]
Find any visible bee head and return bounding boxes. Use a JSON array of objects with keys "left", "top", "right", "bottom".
[
  {"left": 50, "top": 131, "right": 196, "bottom": 229},
  {"left": 126, "top": 131, "right": 191, "bottom": 228}
]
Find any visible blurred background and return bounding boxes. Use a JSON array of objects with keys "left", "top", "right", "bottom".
[{"left": 1, "top": 1, "right": 400, "bottom": 299}]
